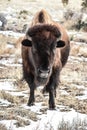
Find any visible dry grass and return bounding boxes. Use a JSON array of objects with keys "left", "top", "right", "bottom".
[
  {"left": 70, "top": 42, "right": 80, "bottom": 56},
  {"left": 14, "top": 116, "right": 30, "bottom": 127},
  {"left": 0, "top": 124, "right": 8, "bottom": 130},
  {"left": 34, "top": 117, "right": 87, "bottom": 130},
  {"left": 0, "top": 90, "right": 20, "bottom": 104},
  {"left": 0, "top": 34, "right": 17, "bottom": 55},
  {"left": 0, "top": 107, "right": 37, "bottom": 128},
  {"left": 57, "top": 118, "right": 87, "bottom": 130}
]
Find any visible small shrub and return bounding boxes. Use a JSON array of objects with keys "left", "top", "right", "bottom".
[
  {"left": 0, "top": 124, "right": 8, "bottom": 130},
  {"left": 62, "top": 0, "right": 69, "bottom": 6},
  {"left": 73, "top": 20, "right": 87, "bottom": 30},
  {"left": 19, "top": 10, "right": 28, "bottom": 15},
  {"left": 57, "top": 118, "right": 87, "bottom": 130},
  {"left": 64, "top": 9, "right": 74, "bottom": 20},
  {"left": 0, "top": 90, "right": 19, "bottom": 104},
  {"left": 81, "top": 0, "right": 87, "bottom": 11}
]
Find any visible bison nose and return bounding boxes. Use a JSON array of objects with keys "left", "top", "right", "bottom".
[
  {"left": 38, "top": 67, "right": 50, "bottom": 78},
  {"left": 38, "top": 67, "right": 50, "bottom": 74}
]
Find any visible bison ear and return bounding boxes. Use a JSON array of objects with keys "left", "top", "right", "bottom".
[
  {"left": 56, "top": 40, "right": 65, "bottom": 48},
  {"left": 21, "top": 39, "right": 32, "bottom": 47}
]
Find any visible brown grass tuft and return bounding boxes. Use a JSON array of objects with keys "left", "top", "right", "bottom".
[
  {"left": 0, "top": 90, "right": 19, "bottom": 104},
  {"left": 0, "top": 124, "right": 8, "bottom": 130}
]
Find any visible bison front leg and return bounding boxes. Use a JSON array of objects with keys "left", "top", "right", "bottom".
[
  {"left": 44, "top": 81, "right": 57, "bottom": 110},
  {"left": 24, "top": 73, "right": 36, "bottom": 106},
  {"left": 28, "top": 85, "right": 35, "bottom": 106},
  {"left": 44, "top": 68, "right": 60, "bottom": 109},
  {"left": 49, "top": 87, "right": 56, "bottom": 109}
]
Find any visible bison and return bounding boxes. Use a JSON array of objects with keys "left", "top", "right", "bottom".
[{"left": 21, "top": 9, "right": 70, "bottom": 109}]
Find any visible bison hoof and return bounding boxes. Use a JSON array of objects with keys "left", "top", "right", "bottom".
[
  {"left": 27, "top": 102, "right": 35, "bottom": 106},
  {"left": 49, "top": 104, "right": 56, "bottom": 110},
  {"left": 49, "top": 108, "right": 56, "bottom": 110}
]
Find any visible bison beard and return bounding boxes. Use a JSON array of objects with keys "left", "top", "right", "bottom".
[{"left": 21, "top": 9, "right": 70, "bottom": 109}]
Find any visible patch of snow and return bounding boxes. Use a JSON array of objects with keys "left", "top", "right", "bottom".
[
  {"left": 0, "top": 66, "right": 4, "bottom": 69},
  {"left": 59, "top": 90, "right": 69, "bottom": 95},
  {"left": 2, "top": 108, "right": 87, "bottom": 130},
  {"left": 6, "top": 7, "right": 15, "bottom": 14},
  {"left": 5, "top": 63, "right": 22, "bottom": 67},
  {"left": 18, "top": 58, "right": 22, "bottom": 64},
  {"left": 74, "top": 84, "right": 87, "bottom": 100},
  {"left": 7, "top": 44, "right": 14, "bottom": 49},
  {"left": 69, "top": 56, "right": 87, "bottom": 62},
  {"left": 23, "top": 102, "right": 42, "bottom": 113},
  {"left": 74, "top": 84, "right": 85, "bottom": 89},
  {"left": 0, "top": 31, "right": 24, "bottom": 38},
  {"left": 68, "top": 31, "right": 77, "bottom": 35},
  {"left": 82, "top": 13, "right": 87, "bottom": 22},
  {"left": 75, "top": 42, "right": 87, "bottom": 46},
  {"left": 6, "top": 15, "right": 12, "bottom": 20},
  {"left": 0, "top": 57, "right": 14, "bottom": 65},
  {"left": 68, "top": 56, "right": 80, "bottom": 63},
  {"left": 0, "top": 21, "right": 2, "bottom": 26},
  {"left": 8, "top": 91, "right": 28, "bottom": 97},
  {"left": 0, "top": 120, "right": 17, "bottom": 130},
  {"left": 22, "top": 103, "right": 87, "bottom": 130},
  {"left": 68, "top": 31, "right": 87, "bottom": 41},
  {"left": 0, "top": 81, "right": 15, "bottom": 91},
  {"left": 0, "top": 99, "right": 11, "bottom": 106},
  {"left": 0, "top": 57, "right": 22, "bottom": 67},
  {"left": 29, "top": 109, "right": 87, "bottom": 130},
  {"left": 76, "top": 89, "right": 87, "bottom": 100}
]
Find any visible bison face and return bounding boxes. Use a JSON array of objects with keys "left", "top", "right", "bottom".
[
  {"left": 22, "top": 36, "right": 65, "bottom": 84},
  {"left": 22, "top": 24, "right": 65, "bottom": 84}
]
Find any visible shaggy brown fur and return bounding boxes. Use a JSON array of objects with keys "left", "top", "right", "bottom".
[{"left": 21, "top": 9, "right": 70, "bottom": 109}]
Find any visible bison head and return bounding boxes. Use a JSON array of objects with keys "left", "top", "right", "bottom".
[{"left": 22, "top": 24, "right": 65, "bottom": 84}]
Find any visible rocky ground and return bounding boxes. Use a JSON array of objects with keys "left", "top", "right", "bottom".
[{"left": 0, "top": 0, "right": 87, "bottom": 130}]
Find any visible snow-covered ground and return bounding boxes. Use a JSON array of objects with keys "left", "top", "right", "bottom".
[
  {"left": 0, "top": 0, "right": 87, "bottom": 130},
  {"left": 0, "top": 78, "right": 87, "bottom": 130},
  {"left": 0, "top": 103, "right": 87, "bottom": 130},
  {"left": 0, "top": 28, "right": 87, "bottom": 130}
]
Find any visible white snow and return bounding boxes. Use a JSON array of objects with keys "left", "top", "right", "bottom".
[
  {"left": 59, "top": 90, "right": 69, "bottom": 95},
  {"left": 7, "top": 43, "right": 14, "bottom": 49},
  {"left": 69, "top": 56, "right": 87, "bottom": 62},
  {"left": 0, "top": 99, "right": 11, "bottom": 106},
  {"left": 0, "top": 57, "right": 14, "bottom": 65},
  {"left": 74, "top": 84, "right": 85, "bottom": 89},
  {"left": 8, "top": 91, "right": 28, "bottom": 97},
  {"left": 4, "top": 63, "right": 22, "bottom": 67},
  {"left": 82, "top": 13, "right": 87, "bottom": 22},
  {"left": 0, "top": 30, "right": 24, "bottom": 38},
  {"left": 0, "top": 120, "right": 17, "bottom": 130},
  {"left": 73, "top": 84, "right": 87, "bottom": 100},
  {"left": 0, "top": 108, "right": 87, "bottom": 130},
  {"left": 0, "top": 21, "right": 2, "bottom": 26},
  {"left": 0, "top": 81, "right": 15, "bottom": 91},
  {"left": 23, "top": 102, "right": 42, "bottom": 113},
  {"left": 29, "top": 109, "right": 87, "bottom": 130},
  {"left": 0, "top": 57, "right": 22, "bottom": 67},
  {"left": 76, "top": 89, "right": 87, "bottom": 100}
]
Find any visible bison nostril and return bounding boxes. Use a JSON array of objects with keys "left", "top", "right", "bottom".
[
  {"left": 38, "top": 68, "right": 50, "bottom": 74},
  {"left": 38, "top": 68, "right": 50, "bottom": 78}
]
